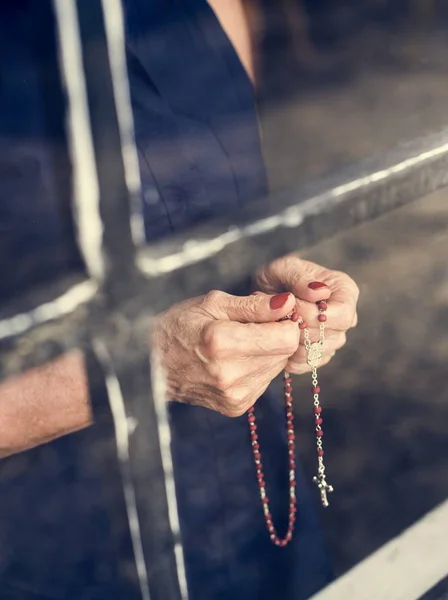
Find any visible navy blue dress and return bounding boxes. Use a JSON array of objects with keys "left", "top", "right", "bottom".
[{"left": 0, "top": 1, "right": 331, "bottom": 599}]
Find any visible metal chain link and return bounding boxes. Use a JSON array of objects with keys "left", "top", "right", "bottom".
[{"left": 299, "top": 307, "right": 334, "bottom": 507}]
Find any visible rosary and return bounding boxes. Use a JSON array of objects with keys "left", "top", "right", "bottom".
[{"left": 247, "top": 299, "right": 333, "bottom": 547}]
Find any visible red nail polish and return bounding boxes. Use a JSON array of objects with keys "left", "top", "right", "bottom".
[
  {"left": 308, "top": 281, "right": 328, "bottom": 290},
  {"left": 270, "top": 292, "right": 290, "bottom": 310}
]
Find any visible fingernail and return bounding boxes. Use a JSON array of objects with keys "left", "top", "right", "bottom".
[
  {"left": 270, "top": 292, "right": 291, "bottom": 310},
  {"left": 308, "top": 281, "right": 328, "bottom": 290}
]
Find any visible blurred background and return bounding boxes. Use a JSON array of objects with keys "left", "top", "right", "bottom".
[
  {"left": 254, "top": 0, "right": 448, "bottom": 580},
  {"left": 1, "top": 0, "right": 448, "bottom": 597}
]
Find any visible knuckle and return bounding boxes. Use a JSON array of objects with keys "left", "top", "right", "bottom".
[
  {"left": 222, "top": 392, "right": 250, "bottom": 418},
  {"left": 333, "top": 268, "right": 351, "bottom": 283},
  {"left": 334, "top": 269, "right": 349, "bottom": 279},
  {"left": 229, "top": 387, "right": 248, "bottom": 405},
  {"left": 335, "top": 332, "right": 347, "bottom": 349},
  {"left": 338, "top": 306, "right": 356, "bottom": 331},
  {"left": 200, "top": 322, "right": 224, "bottom": 357},
  {"left": 208, "top": 363, "right": 233, "bottom": 391},
  {"left": 223, "top": 404, "right": 247, "bottom": 418},
  {"left": 202, "top": 289, "right": 226, "bottom": 309},
  {"left": 334, "top": 270, "right": 360, "bottom": 299},
  {"left": 289, "top": 270, "right": 303, "bottom": 291},
  {"left": 237, "top": 294, "right": 260, "bottom": 321}
]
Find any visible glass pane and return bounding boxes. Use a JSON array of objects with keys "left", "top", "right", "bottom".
[
  {"left": 0, "top": 2, "right": 84, "bottom": 309},
  {"left": 260, "top": 0, "right": 448, "bottom": 190},
  {"left": 1, "top": 2, "right": 447, "bottom": 600},
  {"left": 296, "top": 188, "right": 448, "bottom": 577}
]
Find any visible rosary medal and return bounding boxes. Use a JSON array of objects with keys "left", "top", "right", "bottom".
[{"left": 247, "top": 299, "right": 333, "bottom": 547}]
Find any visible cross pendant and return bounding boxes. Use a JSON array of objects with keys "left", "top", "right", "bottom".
[{"left": 313, "top": 475, "right": 334, "bottom": 508}]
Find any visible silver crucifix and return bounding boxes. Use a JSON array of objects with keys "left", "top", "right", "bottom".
[{"left": 313, "top": 475, "right": 334, "bottom": 508}]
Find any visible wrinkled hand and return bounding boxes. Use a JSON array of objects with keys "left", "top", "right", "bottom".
[
  {"left": 255, "top": 254, "right": 359, "bottom": 374},
  {"left": 154, "top": 291, "right": 300, "bottom": 416}
]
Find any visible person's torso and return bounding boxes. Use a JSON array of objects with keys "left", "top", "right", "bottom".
[
  {"left": 0, "top": 0, "right": 267, "bottom": 303},
  {"left": 0, "top": 2, "right": 273, "bottom": 599}
]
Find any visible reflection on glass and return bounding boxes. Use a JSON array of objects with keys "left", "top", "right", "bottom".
[{"left": 1, "top": 2, "right": 447, "bottom": 600}]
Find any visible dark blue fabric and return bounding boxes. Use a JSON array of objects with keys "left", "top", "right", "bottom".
[
  {"left": 0, "top": 1, "right": 82, "bottom": 302},
  {"left": 124, "top": 0, "right": 268, "bottom": 241},
  {"left": 0, "top": 1, "right": 332, "bottom": 599},
  {"left": 169, "top": 385, "right": 332, "bottom": 600}
]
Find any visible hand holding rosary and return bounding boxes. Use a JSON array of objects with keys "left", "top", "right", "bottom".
[{"left": 247, "top": 297, "right": 333, "bottom": 547}]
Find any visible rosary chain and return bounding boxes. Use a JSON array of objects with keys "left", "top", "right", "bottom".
[{"left": 248, "top": 298, "right": 333, "bottom": 548}]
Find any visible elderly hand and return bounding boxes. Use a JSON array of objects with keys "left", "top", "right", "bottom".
[
  {"left": 255, "top": 254, "right": 359, "bottom": 374},
  {"left": 154, "top": 290, "right": 300, "bottom": 416}
]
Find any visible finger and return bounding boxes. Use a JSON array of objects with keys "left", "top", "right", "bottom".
[
  {"left": 257, "top": 256, "right": 360, "bottom": 309},
  {"left": 295, "top": 297, "right": 357, "bottom": 332},
  {"left": 289, "top": 333, "right": 346, "bottom": 367},
  {"left": 199, "top": 319, "right": 300, "bottom": 360},
  {"left": 297, "top": 328, "right": 347, "bottom": 347},
  {"left": 201, "top": 290, "right": 296, "bottom": 324},
  {"left": 256, "top": 254, "right": 330, "bottom": 292},
  {"left": 204, "top": 355, "right": 281, "bottom": 395},
  {"left": 286, "top": 350, "right": 336, "bottom": 375},
  {"left": 230, "top": 354, "right": 287, "bottom": 389},
  {"left": 257, "top": 255, "right": 332, "bottom": 301},
  {"left": 216, "top": 382, "right": 269, "bottom": 417},
  {"left": 290, "top": 278, "right": 332, "bottom": 304},
  {"left": 212, "top": 365, "right": 283, "bottom": 417},
  {"left": 324, "top": 274, "right": 359, "bottom": 319}
]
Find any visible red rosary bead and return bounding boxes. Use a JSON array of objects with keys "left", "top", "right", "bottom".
[
  {"left": 247, "top": 370, "right": 297, "bottom": 547},
  {"left": 248, "top": 301, "right": 331, "bottom": 546}
]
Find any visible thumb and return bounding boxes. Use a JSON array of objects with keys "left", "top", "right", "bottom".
[
  {"left": 257, "top": 256, "right": 332, "bottom": 303},
  {"left": 204, "top": 291, "right": 296, "bottom": 323}
]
